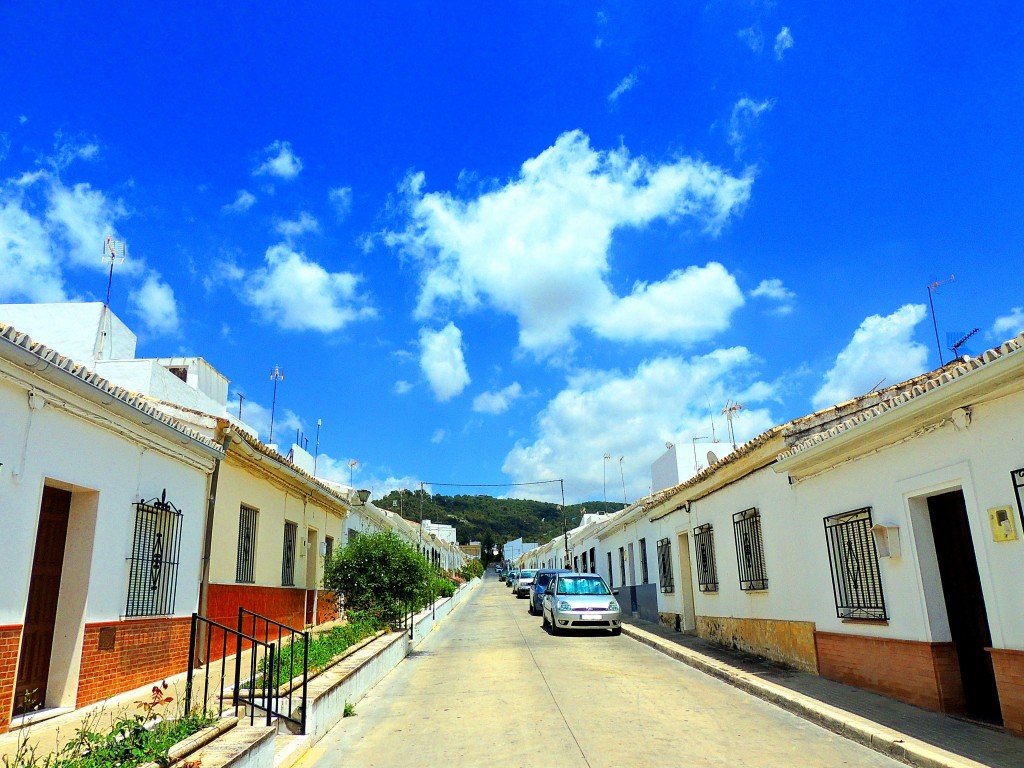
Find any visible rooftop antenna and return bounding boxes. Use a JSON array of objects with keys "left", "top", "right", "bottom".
[
  {"left": 237, "top": 393, "right": 245, "bottom": 420},
  {"left": 313, "top": 419, "right": 322, "bottom": 475},
  {"left": 691, "top": 436, "right": 708, "bottom": 474},
  {"left": 268, "top": 365, "right": 284, "bottom": 443},
  {"left": 926, "top": 275, "right": 954, "bottom": 366},
  {"left": 705, "top": 395, "right": 719, "bottom": 443},
  {"left": 949, "top": 328, "right": 979, "bottom": 359},
  {"left": 722, "top": 401, "right": 743, "bottom": 451},
  {"left": 101, "top": 236, "right": 126, "bottom": 308}
]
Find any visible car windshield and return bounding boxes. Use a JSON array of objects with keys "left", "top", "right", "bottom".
[
  {"left": 556, "top": 577, "right": 611, "bottom": 596},
  {"left": 520, "top": 571, "right": 535, "bottom": 579}
]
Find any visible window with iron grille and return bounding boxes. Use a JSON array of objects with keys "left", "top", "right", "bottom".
[
  {"left": 590, "top": 547, "right": 596, "bottom": 573},
  {"left": 733, "top": 508, "right": 767, "bottom": 590},
  {"left": 125, "top": 491, "right": 182, "bottom": 617},
  {"left": 638, "top": 538, "right": 649, "bottom": 583},
  {"left": 607, "top": 551, "right": 614, "bottom": 587},
  {"left": 618, "top": 546, "right": 627, "bottom": 585},
  {"left": 693, "top": 524, "right": 718, "bottom": 593},
  {"left": 324, "top": 535, "right": 334, "bottom": 561},
  {"left": 282, "top": 522, "right": 297, "bottom": 586},
  {"left": 236, "top": 504, "right": 258, "bottom": 583},
  {"left": 656, "top": 538, "right": 674, "bottom": 593},
  {"left": 824, "top": 508, "right": 887, "bottom": 620},
  {"left": 348, "top": 527, "right": 360, "bottom": 543}
]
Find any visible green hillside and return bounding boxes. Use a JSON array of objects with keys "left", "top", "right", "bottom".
[{"left": 374, "top": 490, "right": 624, "bottom": 559}]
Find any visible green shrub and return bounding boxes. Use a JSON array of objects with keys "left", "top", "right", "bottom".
[
  {"left": 459, "top": 560, "right": 484, "bottom": 580},
  {"left": 259, "top": 610, "right": 384, "bottom": 687}
]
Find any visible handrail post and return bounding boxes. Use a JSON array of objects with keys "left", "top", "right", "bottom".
[
  {"left": 300, "top": 630, "right": 310, "bottom": 734},
  {"left": 233, "top": 607, "right": 244, "bottom": 711},
  {"left": 185, "top": 613, "right": 198, "bottom": 714}
]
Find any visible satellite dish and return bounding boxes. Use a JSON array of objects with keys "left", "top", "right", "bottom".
[{"left": 706, "top": 451, "right": 719, "bottom": 466}]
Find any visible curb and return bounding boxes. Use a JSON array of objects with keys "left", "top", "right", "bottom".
[{"left": 621, "top": 624, "right": 991, "bottom": 768}]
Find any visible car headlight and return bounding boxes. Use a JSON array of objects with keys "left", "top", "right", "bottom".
[
  {"left": 608, "top": 601, "right": 620, "bottom": 612},
  {"left": 557, "top": 601, "right": 572, "bottom": 611}
]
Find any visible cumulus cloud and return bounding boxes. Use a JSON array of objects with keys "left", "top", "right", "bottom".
[
  {"left": 738, "top": 26, "right": 763, "bottom": 53},
  {"left": 431, "top": 429, "right": 447, "bottom": 444},
  {"left": 503, "top": 350, "right": 777, "bottom": 501},
  {"left": 328, "top": 186, "right": 353, "bottom": 220},
  {"left": 419, "top": 322, "right": 471, "bottom": 401},
  {"left": 775, "top": 27, "right": 794, "bottom": 59},
  {"left": 0, "top": 196, "right": 68, "bottom": 302},
  {"left": 728, "top": 97, "right": 774, "bottom": 155},
  {"left": 387, "top": 130, "right": 753, "bottom": 356},
  {"left": 253, "top": 140, "right": 303, "bottom": 179},
  {"left": 750, "top": 278, "right": 796, "bottom": 315},
  {"left": 128, "top": 272, "right": 180, "bottom": 335},
  {"left": 989, "top": 307, "right": 1024, "bottom": 341},
  {"left": 608, "top": 69, "right": 640, "bottom": 103},
  {"left": 46, "top": 181, "right": 130, "bottom": 271},
  {"left": 223, "top": 190, "right": 256, "bottom": 213},
  {"left": 228, "top": 391, "right": 302, "bottom": 444},
  {"left": 811, "top": 304, "right": 929, "bottom": 410},
  {"left": 241, "top": 243, "right": 376, "bottom": 332},
  {"left": 394, "top": 380, "right": 413, "bottom": 395},
  {"left": 274, "top": 211, "right": 319, "bottom": 239},
  {"left": 473, "top": 382, "right": 523, "bottom": 414}
]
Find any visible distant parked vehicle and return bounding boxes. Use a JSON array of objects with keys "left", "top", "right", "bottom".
[
  {"left": 514, "top": 570, "right": 537, "bottom": 599},
  {"left": 528, "top": 568, "right": 572, "bottom": 615},
  {"left": 542, "top": 573, "right": 621, "bottom": 636},
  {"left": 506, "top": 569, "right": 520, "bottom": 589}
]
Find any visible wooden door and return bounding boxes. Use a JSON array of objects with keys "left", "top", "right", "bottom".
[
  {"left": 928, "top": 490, "right": 1001, "bottom": 723},
  {"left": 14, "top": 487, "right": 72, "bottom": 715}
]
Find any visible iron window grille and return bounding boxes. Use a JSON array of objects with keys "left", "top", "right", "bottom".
[
  {"left": 656, "top": 538, "right": 674, "bottom": 593},
  {"left": 324, "top": 535, "right": 334, "bottom": 561},
  {"left": 236, "top": 504, "right": 258, "bottom": 583},
  {"left": 590, "top": 547, "right": 597, "bottom": 573},
  {"left": 693, "top": 523, "right": 719, "bottom": 593},
  {"left": 607, "top": 551, "right": 614, "bottom": 587},
  {"left": 282, "top": 522, "right": 297, "bottom": 586},
  {"left": 823, "top": 507, "right": 888, "bottom": 620},
  {"left": 1013, "top": 468, "right": 1024, "bottom": 528},
  {"left": 619, "top": 547, "right": 626, "bottom": 585},
  {"left": 733, "top": 508, "right": 768, "bottom": 591},
  {"left": 125, "top": 490, "right": 182, "bottom": 617},
  {"left": 639, "top": 538, "right": 649, "bottom": 584}
]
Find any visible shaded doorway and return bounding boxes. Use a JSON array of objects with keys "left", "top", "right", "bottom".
[
  {"left": 928, "top": 490, "right": 1001, "bottom": 723},
  {"left": 15, "top": 487, "right": 72, "bottom": 715}
]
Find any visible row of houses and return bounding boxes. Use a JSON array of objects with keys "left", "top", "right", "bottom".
[
  {"left": 519, "top": 332, "right": 1024, "bottom": 736},
  {"left": 0, "top": 302, "right": 464, "bottom": 733}
]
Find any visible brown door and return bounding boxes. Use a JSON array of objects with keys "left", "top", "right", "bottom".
[
  {"left": 928, "top": 490, "right": 1001, "bottom": 723},
  {"left": 14, "top": 487, "right": 72, "bottom": 715}
]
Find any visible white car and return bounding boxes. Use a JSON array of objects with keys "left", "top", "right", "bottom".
[
  {"left": 542, "top": 573, "right": 621, "bottom": 635},
  {"left": 514, "top": 569, "right": 537, "bottom": 598}
]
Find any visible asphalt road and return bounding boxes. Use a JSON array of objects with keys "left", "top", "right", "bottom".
[{"left": 297, "top": 574, "right": 903, "bottom": 767}]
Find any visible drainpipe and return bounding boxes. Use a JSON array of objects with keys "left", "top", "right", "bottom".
[{"left": 198, "top": 429, "right": 232, "bottom": 636}]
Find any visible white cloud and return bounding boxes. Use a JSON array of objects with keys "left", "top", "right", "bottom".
[
  {"left": 0, "top": 196, "right": 67, "bottom": 302},
  {"left": 274, "top": 211, "right": 319, "bottom": 239},
  {"left": 592, "top": 263, "right": 745, "bottom": 342},
  {"left": 431, "top": 429, "right": 447, "bottom": 444},
  {"left": 738, "top": 26, "right": 763, "bottom": 54},
  {"left": 46, "top": 180, "right": 130, "bottom": 271},
  {"left": 990, "top": 307, "right": 1024, "bottom": 341},
  {"left": 223, "top": 190, "right": 256, "bottom": 213},
  {"left": 473, "top": 382, "right": 523, "bottom": 414},
  {"left": 419, "top": 322, "right": 471, "bottom": 401},
  {"left": 253, "top": 140, "right": 303, "bottom": 180},
  {"left": 775, "top": 26, "right": 794, "bottom": 60},
  {"left": 594, "top": 36, "right": 604, "bottom": 49},
  {"left": 608, "top": 69, "right": 640, "bottom": 103},
  {"left": 228, "top": 392, "right": 302, "bottom": 444},
  {"left": 750, "top": 278, "right": 796, "bottom": 315},
  {"left": 128, "top": 272, "right": 180, "bottom": 335},
  {"left": 394, "top": 380, "right": 413, "bottom": 395},
  {"left": 811, "top": 304, "right": 929, "bottom": 410},
  {"left": 242, "top": 243, "right": 376, "bottom": 332},
  {"left": 0, "top": 134, "right": 9, "bottom": 163},
  {"left": 503, "top": 350, "right": 776, "bottom": 501},
  {"left": 18, "top": 115, "right": 27, "bottom": 124},
  {"left": 388, "top": 130, "right": 753, "bottom": 356},
  {"left": 728, "top": 97, "right": 774, "bottom": 154},
  {"left": 328, "top": 186, "right": 353, "bottom": 220}
]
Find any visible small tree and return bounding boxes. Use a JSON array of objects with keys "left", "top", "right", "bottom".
[{"left": 323, "top": 531, "right": 431, "bottom": 626}]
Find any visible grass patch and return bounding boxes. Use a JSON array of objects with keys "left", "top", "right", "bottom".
[{"left": 258, "top": 611, "right": 383, "bottom": 688}]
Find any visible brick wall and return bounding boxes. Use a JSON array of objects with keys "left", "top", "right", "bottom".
[
  {"left": 0, "top": 625, "right": 22, "bottom": 734},
  {"left": 206, "top": 583, "right": 306, "bottom": 630},
  {"left": 77, "top": 618, "right": 192, "bottom": 708},
  {"left": 815, "top": 631, "right": 964, "bottom": 713},
  {"left": 306, "top": 590, "right": 340, "bottom": 625},
  {"left": 990, "top": 648, "right": 1024, "bottom": 736}
]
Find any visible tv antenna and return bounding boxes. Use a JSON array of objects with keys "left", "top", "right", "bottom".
[
  {"left": 691, "top": 436, "right": 708, "bottom": 474},
  {"left": 268, "top": 365, "right": 284, "bottom": 443},
  {"left": 101, "top": 236, "right": 126, "bottom": 308},
  {"left": 926, "top": 275, "right": 954, "bottom": 366},
  {"left": 948, "top": 328, "right": 979, "bottom": 359},
  {"left": 722, "top": 401, "right": 743, "bottom": 450},
  {"left": 705, "top": 394, "right": 719, "bottom": 443}
]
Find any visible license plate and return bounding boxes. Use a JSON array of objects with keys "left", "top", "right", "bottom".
[{"left": 580, "top": 614, "right": 601, "bottom": 621}]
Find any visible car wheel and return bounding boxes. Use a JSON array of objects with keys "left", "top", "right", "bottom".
[{"left": 611, "top": 626, "right": 622, "bottom": 636}]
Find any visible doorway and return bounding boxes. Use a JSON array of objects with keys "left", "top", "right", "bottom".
[
  {"left": 676, "top": 532, "right": 696, "bottom": 633},
  {"left": 15, "top": 487, "right": 72, "bottom": 715},
  {"left": 928, "top": 490, "right": 1001, "bottom": 723}
]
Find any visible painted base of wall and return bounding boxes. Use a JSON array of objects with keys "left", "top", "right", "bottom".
[
  {"left": 658, "top": 612, "right": 684, "bottom": 633},
  {"left": 77, "top": 618, "right": 192, "bottom": 708},
  {"left": 990, "top": 648, "right": 1024, "bottom": 736},
  {"left": 206, "top": 583, "right": 306, "bottom": 631},
  {"left": 698, "top": 615, "right": 818, "bottom": 673},
  {"left": 815, "top": 631, "right": 963, "bottom": 714},
  {"left": 0, "top": 625, "right": 22, "bottom": 734},
  {"left": 305, "top": 590, "right": 340, "bottom": 625}
]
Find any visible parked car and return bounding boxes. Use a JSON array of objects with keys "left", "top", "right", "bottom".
[
  {"left": 528, "top": 568, "right": 572, "bottom": 615},
  {"left": 514, "top": 569, "right": 537, "bottom": 599},
  {"left": 507, "top": 569, "right": 520, "bottom": 589},
  {"left": 542, "top": 573, "right": 621, "bottom": 635}
]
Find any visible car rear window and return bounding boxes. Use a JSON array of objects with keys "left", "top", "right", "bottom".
[
  {"left": 556, "top": 577, "right": 611, "bottom": 596},
  {"left": 521, "top": 571, "right": 535, "bottom": 578}
]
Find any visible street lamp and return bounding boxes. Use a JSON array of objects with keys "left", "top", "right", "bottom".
[
  {"left": 603, "top": 454, "right": 611, "bottom": 508},
  {"left": 618, "top": 456, "right": 627, "bottom": 505}
]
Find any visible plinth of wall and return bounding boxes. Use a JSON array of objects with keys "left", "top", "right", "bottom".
[
  {"left": 990, "top": 647, "right": 1024, "bottom": 736},
  {"left": 698, "top": 616, "right": 818, "bottom": 673}
]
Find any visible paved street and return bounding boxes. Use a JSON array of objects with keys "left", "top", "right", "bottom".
[{"left": 297, "top": 575, "right": 903, "bottom": 767}]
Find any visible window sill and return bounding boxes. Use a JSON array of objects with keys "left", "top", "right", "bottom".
[{"left": 840, "top": 617, "right": 889, "bottom": 626}]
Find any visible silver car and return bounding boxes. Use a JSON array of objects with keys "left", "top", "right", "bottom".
[
  {"left": 542, "top": 573, "right": 621, "bottom": 635},
  {"left": 514, "top": 569, "right": 537, "bottom": 599}
]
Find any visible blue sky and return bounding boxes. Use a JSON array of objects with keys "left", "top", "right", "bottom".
[{"left": 2, "top": 3, "right": 1023, "bottom": 505}]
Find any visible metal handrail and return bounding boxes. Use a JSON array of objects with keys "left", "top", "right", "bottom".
[{"left": 238, "top": 608, "right": 309, "bottom": 734}]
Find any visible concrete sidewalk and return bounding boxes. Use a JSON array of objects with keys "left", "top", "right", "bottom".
[{"left": 621, "top": 618, "right": 1024, "bottom": 768}]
